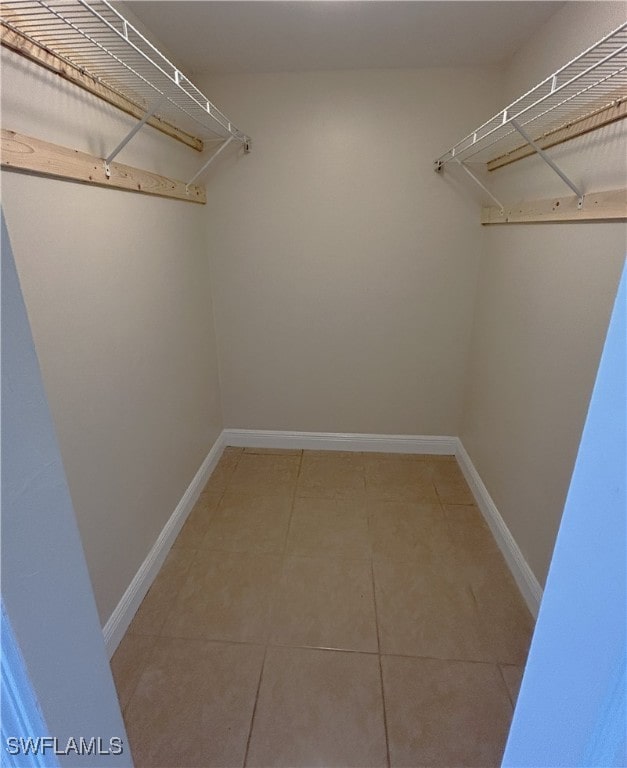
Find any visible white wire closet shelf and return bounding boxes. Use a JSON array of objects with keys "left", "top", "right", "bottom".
[
  {"left": 0, "top": 0, "right": 251, "bottom": 149},
  {"left": 434, "top": 21, "right": 627, "bottom": 170}
]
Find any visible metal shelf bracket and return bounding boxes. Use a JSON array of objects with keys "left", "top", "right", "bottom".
[
  {"left": 510, "top": 118, "right": 584, "bottom": 208},
  {"left": 456, "top": 160, "right": 505, "bottom": 213},
  {"left": 187, "top": 135, "right": 235, "bottom": 189},
  {"left": 104, "top": 93, "right": 167, "bottom": 178}
]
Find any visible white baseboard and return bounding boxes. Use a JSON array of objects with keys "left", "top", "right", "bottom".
[
  {"left": 103, "top": 434, "right": 226, "bottom": 657},
  {"left": 455, "top": 438, "right": 543, "bottom": 618},
  {"left": 223, "top": 429, "right": 458, "bottom": 455}
]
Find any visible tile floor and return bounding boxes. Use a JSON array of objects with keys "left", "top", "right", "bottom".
[{"left": 111, "top": 448, "right": 534, "bottom": 768}]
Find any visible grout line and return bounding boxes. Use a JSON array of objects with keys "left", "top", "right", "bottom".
[
  {"left": 130, "top": 630, "right": 506, "bottom": 666},
  {"left": 200, "top": 449, "right": 235, "bottom": 512},
  {"left": 267, "top": 551, "right": 372, "bottom": 564},
  {"left": 187, "top": 547, "right": 287, "bottom": 557},
  {"left": 242, "top": 644, "right": 268, "bottom": 768},
  {"left": 466, "top": 582, "right": 497, "bottom": 663},
  {"left": 280, "top": 449, "right": 304, "bottom": 555},
  {"left": 136, "top": 632, "right": 265, "bottom": 648},
  {"left": 253, "top": 456, "right": 306, "bottom": 678},
  {"left": 259, "top": 453, "right": 305, "bottom": 643},
  {"left": 370, "top": 558, "right": 391, "bottom": 768},
  {"left": 269, "top": 641, "right": 378, "bottom": 655},
  {"left": 380, "top": 650, "right": 503, "bottom": 666},
  {"left": 378, "top": 657, "right": 391, "bottom": 768},
  {"left": 432, "top": 480, "right": 447, "bottom": 513},
  {"left": 444, "top": 502, "right": 479, "bottom": 508},
  {"left": 432, "top": 480, "right": 461, "bottom": 554},
  {"left": 147, "top": 632, "right": 383, "bottom": 655},
  {"left": 202, "top": 489, "right": 227, "bottom": 535},
  {"left": 496, "top": 663, "right": 517, "bottom": 711}
]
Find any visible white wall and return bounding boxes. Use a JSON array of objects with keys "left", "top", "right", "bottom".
[
  {"left": 3, "top": 0, "right": 624, "bottom": 629},
  {"left": 460, "top": 2, "right": 627, "bottom": 586},
  {"left": 199, "top": 67, "right": 503, "bottom": 435},
  {"left": 1, "top": 48, "right": 223, "bottom": 625}
]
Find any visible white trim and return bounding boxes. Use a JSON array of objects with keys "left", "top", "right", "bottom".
[
  {"left": 223, "top": 429, "right": 458, "bottom": 455},
  {"left": 455, "top": 438, "right": 543, "bottom": 617},
  {"left": 102, "top": 434, "right": 226, "bottom": 657}
]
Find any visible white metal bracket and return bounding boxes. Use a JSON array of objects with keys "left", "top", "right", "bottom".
[
  {"left": 103, "top": 93, "right": 167, "bottom": 178},
  {"left": 456, "top": 160, "right": 505, "bottom": 213},
  {"left": 186, "top": 136, "right": 235, "bottom": 189},
  {"left": 510, "top": 118, "right": 584, "bottom": 208}
]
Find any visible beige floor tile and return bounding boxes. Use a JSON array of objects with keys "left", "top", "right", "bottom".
[
  {"left": 127, "top": 548, "right": 195, "bottom": 636},
  {"left": 246, "top": 646, "right": 387, "bottom": 767},
  {"left": 452, "top": 516, "right": 533, "bottom": 666},
  {"left": 444, "top": 504, "right": 499, "bottom": 557},
  {"left": 471, "top": 552, "right": 535, "bottom": 665},
  {"left": 286, "top": 497, "right": 371, "bottom": 559},
  {"left": 364, "top": 457, "right": 438, "bottom": 502},
  {"left": 297, "top": 452, "right": 366, "bottom": 498},
  {"left": 229, "top": 453, "right": 300, "bottom": 496},
  {"left": 172, "top": 492, "right": 221, "bottom": 549},
  {"left": 500, "top": 664, "right": 524, "bottom": 707},
  {"left": 244, "top": 447, "right": 302, "bottom": 456},
  {"left": 116, "top": 447, "right": 526, "bottom": 766},
  {"left": 368, "top": 500, "right": 453, "bottom": 562},
  {"left": 110, "top": 634, "right": 156, "bottom": 711},
  {"left": 124, "top": 638, "right": 264, "bottom": 768},
  {"left": 475, "top": 593, "right": 534, "bottom": 666},
  {"left": 374, "top": 557, "right": 491, "bottom": 661},
  {"left": 270, "top": 556, "right": 378, "bottom": 652},
  {"left": 160, "top": 552, "right": 282, "bottom": 643},
  {"left": 457, "top": 525, "right": 515, "bottom": 587},
  {"left": 202, "top": 492, "right": 292, "bottom": 554},
  {"left": 363, "top": 453, "right": 458, "bottom": 464},
  {"left": 382, "top": 655, "right": 513, "bottom": 767},
  {"left": 415, "top": 453, "right": 458, "bottom": 463},
  {"left": 426, "top": 459, "right": 475, "bottom": 504},
  {"left": 361, "top": 452, "right": 424, "bottom": 462},
  {"left": 202, "top": 449, "right": 243, "bottom": 494},
  {"left": 305, "top": 450, "right": 365, "bottom": 461},
  {"left": 444, "top": 504, "right": 501, "bottom": 570}
]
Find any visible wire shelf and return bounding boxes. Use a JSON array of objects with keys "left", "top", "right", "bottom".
[
  {"left": 0, "top": 0, "right": 250, "bottom": 147},
  {"left": 435, "top": 21, "right": 627, "bottom": 168}
]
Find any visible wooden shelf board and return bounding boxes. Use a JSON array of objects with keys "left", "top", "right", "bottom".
[
  {"left": 1, "top": 128, "right": 206, "bottom": 204},
  {"left": 481, "top": 188, "right": 627, "bottom": 224}
]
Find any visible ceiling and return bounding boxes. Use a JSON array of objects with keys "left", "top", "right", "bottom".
[{"left": 123, "top": 1, "right": 565, "bottom": 76}]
